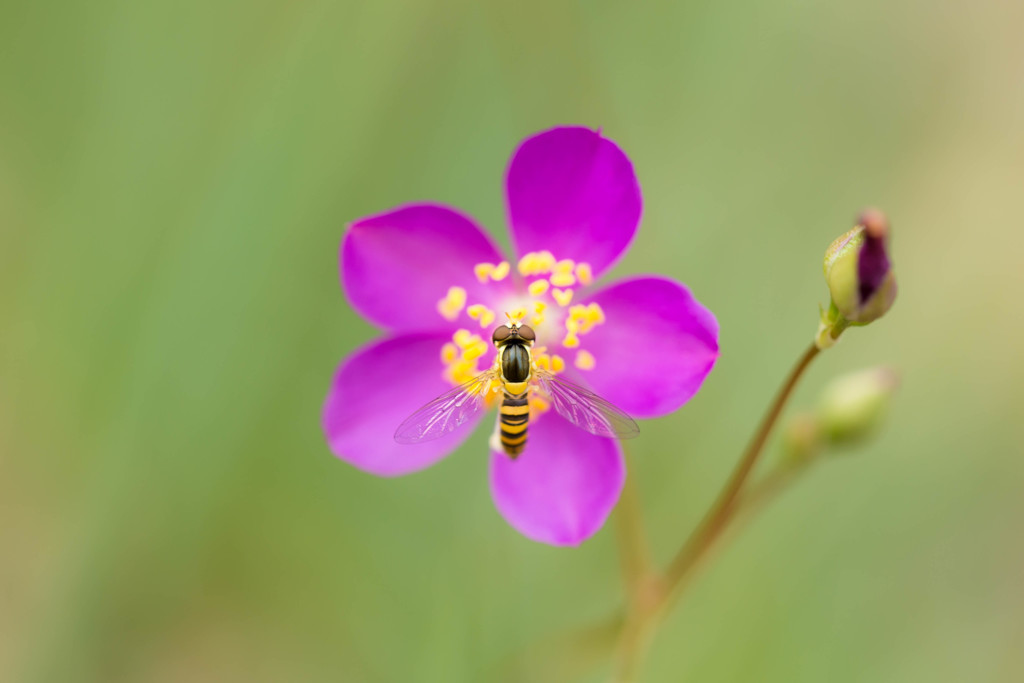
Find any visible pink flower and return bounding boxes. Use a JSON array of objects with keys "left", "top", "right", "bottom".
[{"left": 323, "top": 127, "right": 719, "bottom": 546}]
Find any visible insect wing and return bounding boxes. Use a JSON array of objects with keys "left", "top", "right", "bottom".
[
  {"left": 533, "top": 370, "right": 640, "bottom": 439},
  {"left": 394, "top": 370, "right": 499, "bottom": 444}
]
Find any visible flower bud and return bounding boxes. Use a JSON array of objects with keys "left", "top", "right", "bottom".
[
  {"left": 782, "top": 411, "right": 821, "bottom": 463},
  {"left": 815, "top": 210, "right": 897, "bottom": 348},
  {"left": 823, "top": 209, "right": 897, "bottom": 322},
  {"left": 817, "top": 367, "right": 898, "bottom": 445}
]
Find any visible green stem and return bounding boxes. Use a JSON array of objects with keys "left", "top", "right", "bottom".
[
  {"left": 614, "top": 452, "right": 653, "bottom": 597},
  {"left": 608, "top": 342, "right": 821, "bottom": 682},
  {"left": 663, "top": 342, "right": 820, "bottom": 591}
]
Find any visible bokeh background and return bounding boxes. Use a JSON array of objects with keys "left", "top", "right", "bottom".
[{"left": 2, "top": 0, "right": 1023, "bottom": 681}]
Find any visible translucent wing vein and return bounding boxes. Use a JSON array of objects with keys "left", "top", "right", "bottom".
[
  {"left": 394, "top": 370, "right": 499, "bottom": 444},
  {"left": 533, "top": 370, "right": 640, "bottom": 439}
]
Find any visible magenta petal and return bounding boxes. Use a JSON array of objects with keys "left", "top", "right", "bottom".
[
  {"left": 489, "top": 415, "right": 625, "bottom": 546},
  {"left": 342, "top": 204, "right": 512, "bottom": 331},
  {"left": 506, "top": 127, "right": 642, "bottom": 279},
  {"left": 323, "top": 333, "right": 480, "bottom": 476},
  {"left": 578, "top": 276, "right": 719, "bottom": 418}
]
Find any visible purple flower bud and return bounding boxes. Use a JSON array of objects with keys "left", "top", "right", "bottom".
[
  {"left": 822, "top": 209, "right": 897, "bottom": 326},
  {"left": 856, "top": 209, "right": 892, "bottom": 305}
]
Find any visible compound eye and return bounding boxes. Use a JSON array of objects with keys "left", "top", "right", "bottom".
[
  {"left": 492, "top": 326, "right": 512, "bottom": 343},
  {"left": 517, "top": 324, "right": 536, "bottom": 341}
]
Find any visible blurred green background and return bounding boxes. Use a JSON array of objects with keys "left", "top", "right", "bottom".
[{"left": 2, "top": 0, "right": 1023, "bottom": 681}]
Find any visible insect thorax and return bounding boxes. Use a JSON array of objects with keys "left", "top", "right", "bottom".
[{"left": 500, "top": 342, "right": 531, "bottom": 385}]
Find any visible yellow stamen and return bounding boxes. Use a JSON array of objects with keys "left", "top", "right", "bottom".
[
  {"left": 536, "top": 250, "right": 556, "bottom": 273},
  {"left": 549, "top": 271, "right": 576, "bottom": 287},
  {"left": 576, "top": 262, "right": 594, "bottom": 286},
  {"left": 562, "top": 331, "right": 580, "bottom": 348},
  {"left": 567, "top": 302, "right": 606, "bottom": 334},
  {"left": 474, "top": 263, "right": 494, "bottom": 283},
  {"left": 491, "top": 261, "right": 510, "bottom": 281},
  {"left": 534, "top": 354, "right": 551, "bottom": 371},
  {"left": 441, "top": 343, "right": 458, "bottom": 363},
  {"left": 549, "top": 258, "right": 577, "bottom": 287},
  {"left": 551, "top": 354, "right": 566, "bottom": 373},
  {"left": 528, "top": 279, "right": 550, "bottom": 297},
  {"left": 509, "top": 307, "right": 527, "bottom": 322},
  {"left": 574, "top": 349, "right": 596, "bottom": 370},
  {"left": 453, "top": 328, "right": 474, "bottom": 348},
  {"left": 446, "top": 358, "right": 478, "bottom": 385},
  {"left": 529, "top": 394, "right": 551, "bottom": 415},
  {"left": 463, "top": 339, "right": 488, "bottom": 361},
  {"left": 467, "top": 303, "right": 497, "bottom": 329},
  {"left": 516, "top": 252, "right": 538, "bottom": 276},
  {"left": 534, "top": 301, "right": 546, "bottom": 315},
  {"left": 531, "top": 314, "right": 545, "bottom": 327},
  {"left": 517, "top": 250, "right": 557, "bottom": 276},
  {"left": 436, "top": 286, "right": 467, "bottom": 321},
  {"left": 553, "top": 258, "right": 575, "bottom": 274},
  {"left": 552, "top": 288, "right": 574, "bottom": 307}
]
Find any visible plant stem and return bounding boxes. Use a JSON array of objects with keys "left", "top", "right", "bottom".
[
  {"left": 609, "top": 342, "right": 821, "bottom": 682},
  {"left": 614, "top": 452, "right": 653, "bottom": 597},
  {"left": 663, "top": 342, "right": 820, "bottom": 591}
]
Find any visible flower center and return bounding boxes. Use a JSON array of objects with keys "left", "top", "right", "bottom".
[{"left": 435, "top": 252, "right": 606, "bottom": 401}]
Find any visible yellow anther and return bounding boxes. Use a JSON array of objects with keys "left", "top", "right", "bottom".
[
  {"left": 509, "top": 307, "right": 527, "bottom": 322},
  {"left": 528, "top": 279, "right": 550, "bottom": 297},
  {"left": 437, "top": 286, "right": 467, "bottom": 321},
  {"left": 453, "top": 328, "right": 474, "bottom": 348},
  {"left": 529, "top": 394, "right": 551, "bottom": 414},
  {"left": 566, "top": 302, "right": 606, "bottom": 334},
  {"left": 534, "top": 301, "right": 546, "bottom": 314},
  {"left": 565, "top": 317, "right": 579, "bottom": 333},
  {"left": 575, "top": 350, "right": 596, "bottom": 370},
  {"left": 474, "top": 263, "right": 495, "bottom": 283},
  {"left": 551, "top": 354, "right": 566, "bottom": 373},
  {"left": 531, "top": 314, "right": 545, "bottom": 327},
  {"left": 518, "top": 250, "right": 557, "bottom": 275},
  {"left": 441, "top": 343, "right": 458, "bottom": 364},
  {"left": 549, "top": 271, "right": 577, "bottom": 287},
  {"left": 467, "top": 304, "right": 497, "bottom": 329},
  {"left": 536, "top": 251, "right": 556, "bottom": 272},
  {"left": 463, "top": 340, "right": 488, "bottom": 361},
  {"left": 553, "top": 258, "right": 575, "bottom": 273},
  {"left": 552, "top": 288, "right": 574, "bottom": 307},
  {"left": 446, "top": 358, "right": 477, "bottom": 385},
  {"left": 562, "top": 331, "right": 580, "bottom": 348},
  {"left": 535, "top": 354, "right": 551, "bottom": 371},
  {"left": 491, "top": 261, "right": 510, "bottom": 281},
  {"left": 576, "top": 262, "right": 594, "bottom": 286}
]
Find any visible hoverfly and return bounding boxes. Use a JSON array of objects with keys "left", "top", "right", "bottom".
[{"left": 395, "top": 321, "right": 639, "bottom": 457}]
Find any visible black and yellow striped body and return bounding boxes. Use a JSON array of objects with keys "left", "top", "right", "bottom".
[
  {"left": 499, "top": 391, "right": 530, "bottom": 457},
  {"left": 497, "top": 338, "right": 533, "bottom": 458}
]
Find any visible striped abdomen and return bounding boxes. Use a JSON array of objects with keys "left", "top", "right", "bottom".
[{"left": 499, "top": 391, "right": 530, "bottom": 457}]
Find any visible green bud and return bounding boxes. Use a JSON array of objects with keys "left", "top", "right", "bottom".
[
  {"left": 817, "top": 367, "right": 898, "bottom": 445},
  {"left": 816, "top": 209, "right": 897, "bottom": 348},
  {"left": 782, "top": 411, "right": 822, "bottom": 464}
]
